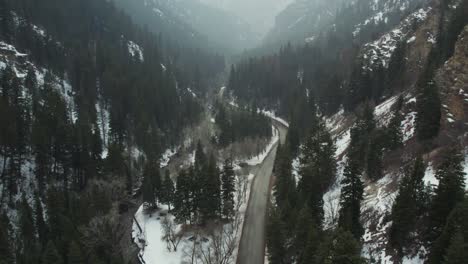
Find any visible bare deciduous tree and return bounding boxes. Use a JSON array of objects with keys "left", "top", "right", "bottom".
[{"left": 161, "top": 215, "right": 183, "bottom": 252}]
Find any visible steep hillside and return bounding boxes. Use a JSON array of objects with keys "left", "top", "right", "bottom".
[
  {"left": 0, "top": 0, "right": 223, "bottom": 262},
  {"left": 229, "top": 0, "right": 468, "bottom": 263},
  {"left": 263, "top": 0, "right": 430, "bottom": 48}
]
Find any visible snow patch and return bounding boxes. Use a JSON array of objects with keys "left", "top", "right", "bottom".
[
  {"left": 128, "top": 41, "right": 144, "bottom": 62},
  {"left": 244, "top": 126, "right": 279, "bottom": 166},
  {"left": 259, "top": 109, "right": 289, "bottom": 127},
  {"left": 160, "top": 148, "right": 178, "bottom": 168},
  {"left": 401, "top": 112, "right": 417, "bottom": 142}
]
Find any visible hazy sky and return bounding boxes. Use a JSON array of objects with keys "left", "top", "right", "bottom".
[{"left": 198, "top": 0, "right": 294, "bottom": 36}]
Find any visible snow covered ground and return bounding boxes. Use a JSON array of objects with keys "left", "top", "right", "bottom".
[
  {"left": 244, "top": 126, "right": 279, "bottom": 166},
  {"left": 361, "top": 7, "right": 431, "bottom": 70},
  {"left": 133, "top": 205, "right": 184, "bottom": 264},
  {"left": 259, "top": 109, "right": 290, "bottom": 128},
  {"left": 160, "top": 148, "right": 178, "bottom": 168},
  {"left": 128, "top": 40, "right": 144, "bottom": 61}
]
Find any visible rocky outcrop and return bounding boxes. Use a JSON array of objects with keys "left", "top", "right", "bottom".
[{"left": 436, "top": 25, "right": 468, "bottom": 133}]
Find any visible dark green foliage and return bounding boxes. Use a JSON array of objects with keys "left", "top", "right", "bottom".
[
  {"left": 274, "top": 147, "right": 296, "bottom": 212},
  {"left": 387, "top": 41, "right": 407, "bottom": 92},
  {"left": 266, "top": 207, "right": 290, "bottom": 264},
  {"left": 221, "top": 159, "right": 235, "bottom": 220},
  {"left": 389, "top": 157, "right": 427, "bottom": 254},
  {"left": 174, "top": 169, "right": 192, "bottom": 224},
  {"left": 385, "top": 109, "right": 403, "bottom": 150},
  {"left": 294, "top": 207, "right": 319, "bottom": 264},
  {"left": 416, "top": 79, "right": 441, "bottom": 141},
  {"left": 0, "top": 212, "right": 13, "bottom": 263},
  {"left": 345, "top": 66, "right": 372, "bottom": 111},
  {"left": 18, "top": 196, "right": 39, "bottom": 263},
  {"left": 142, "top": 164, "right": 157, "bottom": 210},
  {"left": 215, "top": 103, "right": 272, "bottom": 147},
  {"left": 160, "top": 170, "right": 175, "bottom": 211},
  {"left": 336, "top": 106, "right": 375, "bottom": 239},
  {"left": 315, "top": 229, "right": 366, "bottom": 264},
  {"left": 46, "top": 187, "right": 65, "bottom": 243},
  {"left": 0, "top": 0, "right": 15, "bottom": 43},
  {"left": 42, "top": 241, "right": 63, "bottom": 264},
  {"left": 300, "top": 222, "right": 320, "bottom": 264},
  {"left": 429, "top": 148, "right": 466, "bottom": 239},
  {"left": 338, "top": 156, "right": 364, "bottom": 240},
  {"left": 68, "top": 240, "right": 86, "bottom": 264},
  {"left": 349, "top": 104, "right": 376, "bottom": 169},
  {"left": 298, "top": 121, "right": 336, "bottom": 224},
  {"left": 428, "top": 198, "right": 468, "bottom": 264},
  {"left": 443, "top": 232, "right": 468, "bottom": 264},
  {"left": 200, "top": 155, "right": 221, "bottom": 222},
  {"left": 366, "top": 131, "right": 384, "bottom": 181}
]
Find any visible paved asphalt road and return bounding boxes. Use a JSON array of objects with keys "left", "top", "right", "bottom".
[{"left": 237, "top": 121, "right": 288, "bottom": 264}]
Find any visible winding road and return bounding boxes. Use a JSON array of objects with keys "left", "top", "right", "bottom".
[{"left": 237, "top": 120, "right": 288, "bottom": 264}]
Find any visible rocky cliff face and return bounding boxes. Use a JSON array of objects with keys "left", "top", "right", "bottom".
[{"left": 436, "top": 25, "right": 468, "bottom": 132}]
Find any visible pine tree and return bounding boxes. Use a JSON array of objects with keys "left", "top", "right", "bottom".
[
  {"left": 18, "top": 195, "right": 40, "bottom": 263},
  {"left": 275, "top": 148, "right": 296, "bottom": 213},
  {"left": 389, "top": 157, "right": 426, "bottom": 254},
  {"left": 315, "top": 229, "right": 365, "bottom": 264},
  {"left": 0, "top": 0, "right": 15, "bottom": 43},
  {"left": 387, "top": 41, "right": 407, "bottom": 91},
  {"left": 221, "top": 158, "right": 235, "bottom": 220},
  {"left": 194, "top": 141, "right": 207, "bottom": 171},
  {"left": 338, "top": 157, "right": 364, "bottom": 240},
  {"left": 174, "top": 170, "right": 191, "bottom": 224},
  {"left": 298, "top": 120, "right": 336, "bottom": 224},
  {"left": 42, "top": 241, "right": 63, "bottom": 264},
  {"left": 443, "top": 231, "right": 467, "bottom": 264},
  {"left": 46, "top": 187, "right": 65, "bottom": 242},
  {"left": 294, "top": 206, "right": 319, "bottom": 263},
  {"left": 416, "top": 79, "right": 441, "bottom": 141},
  {"left": 366, "top": 132, "right": 384, "bottom": 181},
  {"left": 0, "top": 212, "right": 13, "bottom": 263},
  {"left": 142, "top": 167, "right": 156, "bottom": 210},
  {"left": 200, "top": 155, "right": 221, "bottom": 222},
  {"left": 300, "top": 223, "right": 320, "bottom": 264},
  {"left": 160, "top": 170, "right": 175, "bottom": 211},
  {"left": 428, "top": 198, "right": 468, "bottom": 264},
  {"left": 266, "top": 207, "right": 289, "bottom": 264},
  {"left": 385, "top": 110, "right": 403, "bottom": 150},
  {"left": 430, "top": 148, "right": 466, "bottom": 237},
  {"left": 34, "top": 192, "right": 48, "bottom": 246},
  {"left": 68, "top": 240, "right": 86, "bottom": 264}
]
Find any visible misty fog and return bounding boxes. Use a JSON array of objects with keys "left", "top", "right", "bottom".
[{"left": 198, "top": 0, "right": 293, "bottom": 37}]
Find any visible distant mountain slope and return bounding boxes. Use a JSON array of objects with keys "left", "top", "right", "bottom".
[
  {"left": 113, "top": 0, "right": 259, "bottom": 53},
  {"left": 199, "top": 0, "right": 294, "bottom": 38},
  {"left": 263, "top": 0, "right": 429, "bottom": 48}
]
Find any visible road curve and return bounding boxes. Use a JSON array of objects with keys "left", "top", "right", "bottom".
[{"left": 237, "top": 121, "right": 288, "bottom": 264}]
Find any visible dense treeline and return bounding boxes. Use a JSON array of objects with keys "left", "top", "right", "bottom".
[
  {"left": 0, "top": 0, "right": 225, "bottom": 262},
  {"left": 268, "top": 100, "right": 467, "bottom": 264},
  {"left": 214, "top": 102, "right": 272, "bottom": 147},
  {"left": 141, "top": 142, "right": 237, "bottom": 225},
  {"left": 267, "top": 105, "right": 367, "bottom": 263},
  {"left": 263, "top": 1, "right": 468, "bottom": 262}
]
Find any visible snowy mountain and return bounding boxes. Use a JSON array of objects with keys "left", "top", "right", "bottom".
[
  {"left": 263, "top": 0, "right": 430, "bottom": 47},
  {"left": 263, "top": 0, "right": 343, "bottom": 46}
]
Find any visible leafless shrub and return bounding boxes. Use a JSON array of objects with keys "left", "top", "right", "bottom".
[{"left": 161, "top": 215, "right": 183, "bottom": 252}]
